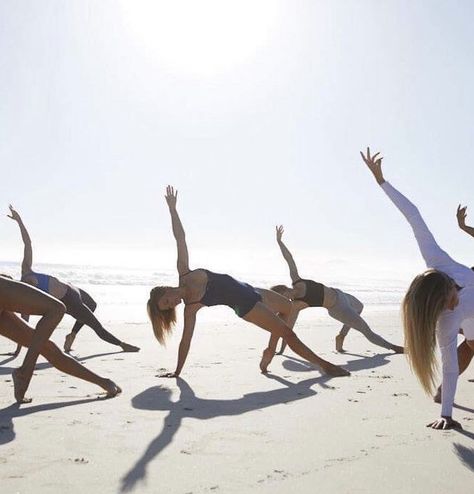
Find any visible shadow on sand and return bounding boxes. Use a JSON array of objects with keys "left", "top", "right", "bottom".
[
  {"left": 120, "top": 352, "right": 393, "bottom": 492},
  {"left": 0, "top": 350, "right": 124, "bottom": 376},
  {"left": 453, "top": 428, "right": 474, "bottom": 472},
  {"left": 0, "top": 397, "right": 100, "bottom": 446}
]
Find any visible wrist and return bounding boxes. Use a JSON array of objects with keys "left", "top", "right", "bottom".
[
  {"left": 376, "top": 177, "right": 385, "bottom": 185},
  {"left": 441, "top": 415, "right": 452, "bottom": 420}
]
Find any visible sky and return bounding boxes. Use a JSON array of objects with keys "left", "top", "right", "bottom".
[{"left": 1, "top": 0, "right": 474, "bottom": 282}]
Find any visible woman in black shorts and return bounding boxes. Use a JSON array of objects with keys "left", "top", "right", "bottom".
[{"left": 147, "top": 186, "right": 349, "bottom": 378}]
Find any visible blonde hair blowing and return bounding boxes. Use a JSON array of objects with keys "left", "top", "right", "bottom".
[
  {"left": 402, "top": 269, "right": 454, "bottom": 395},
  {"left": 147, "top": 286, "right": 177, "bottom": 345}
]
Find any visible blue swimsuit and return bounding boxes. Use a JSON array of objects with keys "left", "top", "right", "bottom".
[
  {"left": 22, "top": 270, "right": 51, "bottom": 293},
  {"left": 182, "top": 269, "right": 262, "bottom": 317}
]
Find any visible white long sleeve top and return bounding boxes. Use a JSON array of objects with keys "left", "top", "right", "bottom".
[{"left": 381, "top": 181, "right": 474, "bottom": 417}]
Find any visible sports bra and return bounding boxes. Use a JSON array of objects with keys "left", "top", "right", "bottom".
[
  {"left": 179, "top": 269, "right": 261, "bottom": 317},
  {"left": 22, "top": 270, "right": 51, "bottom": 293},
  {"left": 292, "top": 278, "right": 324, "bottom": 307}
]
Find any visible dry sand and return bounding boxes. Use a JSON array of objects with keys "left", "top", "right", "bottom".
[{"left": 0, "top": 307, "right": 472, "bottom": 493}]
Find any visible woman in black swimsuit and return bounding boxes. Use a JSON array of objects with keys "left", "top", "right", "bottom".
[
  {"left": 147, "top": 186, "right": 349, "bottom": 378},
  {"left": 8, "top": 205, "right": 139, "bottom": 354},
  {"left": 269, "top": 226, "right": 403, "bottom": 357}
]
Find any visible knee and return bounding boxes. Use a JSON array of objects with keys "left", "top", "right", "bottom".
[
  {"left": 90, "top": 299, "right": 97, "bottom": 312},
  {"left": 281, "top": 329, "right": 298, "bottom": 343},
  {"left": 49, "top": 299, "right": 66, "bottom": 320},
  {"left": 41, "top": 339, "right": 62, "bottom": 360}
]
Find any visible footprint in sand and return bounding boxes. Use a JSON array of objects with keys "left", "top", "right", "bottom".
[{"left": 70, "top": 457, "right": 89, "bottom": 464}]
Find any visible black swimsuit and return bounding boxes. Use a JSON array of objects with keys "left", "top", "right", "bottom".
[
  {"left": 293, "top": 278, "right": 325, "bottom": 307},
  {"left": 182, "top": 269, "right": 262, "bottom": 317}
]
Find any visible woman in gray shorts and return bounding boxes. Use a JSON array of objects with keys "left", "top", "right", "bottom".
[{"left": 267, "top": 225, "right": 403, "bottom": 361}]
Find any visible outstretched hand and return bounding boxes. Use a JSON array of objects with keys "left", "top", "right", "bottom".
[
  {"left": 426, "top": 417, "right": 462, "bottom": 430},
  {"left": 276, "top": 225, "right": 284, "bottom": 242},
  {"left": 7, "top": 204, "right": 21, "bottom": 222},
  {"left": 165, "top": 185, "right": 178, "bottom": 209},
  {"left": 360, "top": 147, "right": 385, "bottom": 185},
  {"left": 457, "top": 204, "right": 467, "bottom": 229}
]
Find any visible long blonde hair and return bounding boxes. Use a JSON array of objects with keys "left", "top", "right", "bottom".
[
  {"left": 147, "top": 286, "right": 177, "bottom": 345},
  {"left": 402, "top": 269, "right": 454, "bottom": 395}
]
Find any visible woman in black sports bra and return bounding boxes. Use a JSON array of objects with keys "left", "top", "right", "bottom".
[
  {"left": 146, "top": 186, "right": 349, "bottom": 378},
  {"left": 268, "top": 226, "right": 403, "bottom": 359}
]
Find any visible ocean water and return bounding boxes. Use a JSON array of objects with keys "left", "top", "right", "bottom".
[{"left": 0, "top": 260, "right": 409, "bottom": 324}]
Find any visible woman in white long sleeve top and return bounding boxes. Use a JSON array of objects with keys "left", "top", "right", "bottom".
[{"left": 362, "top": 148, "right": 474, "bottom": 430}]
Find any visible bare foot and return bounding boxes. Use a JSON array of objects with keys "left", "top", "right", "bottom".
[
  {"left": 391, "top": 345, "right": 404, "bottom": 354},
  {"left": 322, "top": 362, "right": 350, "bottom": 377},
  {"left": 100, "top": 379, "right": 122, "bottom": 399},
  {"left": 64, "top": 332, "right": 76, "bottom": 353},
  {"left": 259, "top": 348, "right": 274, "bottom": 374},
  {"left": 121, "top": 343, "right": 140, "bottom": 352},
  {"left": 335, "top": 334, "right": 345, "bottom": 353},
  {"left": 12, "top": 368, "right": 32, "bottom": 403},
  {"left": 433, "top": 386, "right": 441, "bottom": 403}
]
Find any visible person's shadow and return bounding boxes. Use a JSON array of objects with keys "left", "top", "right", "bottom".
[
  {"left": 120, "top": 352, "right": 394, "bottom": 492},
  {"left": 120, "top": 373, "right": 328, "bottom": 492},
  {"left": 0, "top": 398, "right": 99, "bottom": 446},
  {"left": 453, "top": 429, "right": 474, "bottom": 472}
]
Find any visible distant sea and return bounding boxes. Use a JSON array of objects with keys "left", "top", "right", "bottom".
[{"left": 0, "top": 260, "right": 408, "bottom": 324}]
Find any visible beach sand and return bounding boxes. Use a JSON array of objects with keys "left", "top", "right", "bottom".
[{"left": 0, "top": 307, "right": 472, "bottom": 493}]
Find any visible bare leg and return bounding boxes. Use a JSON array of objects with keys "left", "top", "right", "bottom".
[
  {"left": 245, "top": 294, "right": 349, "bottom": 376},
  {"left": 0, "top": 311, "right": 121, "bottom": 400},
  {"left": 434, "top": 339, "right": 474, "bottom": 403},
  {"left": 335, "top": 325, "right": 350, "bottom": 352},
  {"left": 257, "top": 289, "right": 299, "bottom": 368},
  {"left": 64, "top": 289, "right": 96, "bottom": 351},
  {"left": 63, "top": 287, "right": 139, "bottom": 352},
  {"left": 0, "top": 277, "right": 65, "bottom": 402}
]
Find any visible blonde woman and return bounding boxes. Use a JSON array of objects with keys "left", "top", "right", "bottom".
[
  {"left": 147, "top": 186, "right": 349, "bottom": 378},
  {"left": 432, "top": 205, "right": 474, "bottom": 402},
  {"left": 269, "top": 226, "right": 403, "bottom": 355},
  {"left": 0, "top": 275, "right": 121, "bottom": 402},
  {"left": 363, "top": 147, "right": 474, "bottom": 430}
]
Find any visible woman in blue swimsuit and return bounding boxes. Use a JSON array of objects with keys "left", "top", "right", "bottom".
[
  {"left": 0, "top": 274, "right": 121, "bottom": 402},
  {"left": 147, "top": 186, "right": 350, "bottom": 378},
  {"left": 7, "top": 205, "right": 139, "bottom": 354}
]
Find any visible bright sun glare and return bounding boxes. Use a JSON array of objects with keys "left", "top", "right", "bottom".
[{"left": 120, "top": 0, "right": 280, "bottom": 76}]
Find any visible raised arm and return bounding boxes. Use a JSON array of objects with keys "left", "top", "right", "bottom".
[
  {"left": 160, "top": 305, "right": 197, "bottom": 378},
  {"left": 7, "top": 205, "right": 33, "bottom": 275},
  {"left": 275, "top": 225, "right": 300, "bottom": 283},
  {"left": 165, "top": 186, "right": 190, "bottom": 276},
  {"left": 361, "top": 148, "right": 456, "bottom": 271},
  {"left": 456, "top": 205, "right": 474, "bottom": 239}
]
